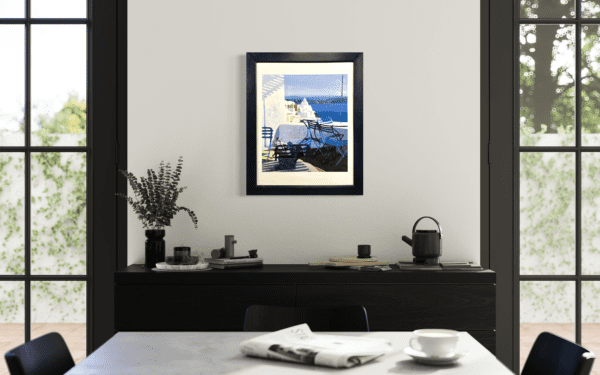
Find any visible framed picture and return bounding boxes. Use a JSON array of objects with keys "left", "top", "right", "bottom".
[{"left": 246, "top": 53, "right": 363, "bottom": 195}]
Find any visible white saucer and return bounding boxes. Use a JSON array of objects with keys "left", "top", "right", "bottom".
[{"left": 404, "top": 347, "right": 467, "bottom": 365}]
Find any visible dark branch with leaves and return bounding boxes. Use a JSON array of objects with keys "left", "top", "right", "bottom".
[{"left": 116, "top": 157, "right": 198, "bottom": 229}]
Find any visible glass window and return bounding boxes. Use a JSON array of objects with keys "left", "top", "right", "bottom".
[
  {"left": 518, "top": 0, "right": 600, "bottom": 367},
  {"left": 0, "top": 1, "right": 88, "bottom": 362}
]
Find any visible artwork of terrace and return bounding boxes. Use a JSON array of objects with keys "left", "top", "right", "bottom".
[{"left": 261, "top": 74, "right": 349, "bottom": 172}]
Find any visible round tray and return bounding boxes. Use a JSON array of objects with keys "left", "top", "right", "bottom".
[{"left": 155, "top": 262, "right": 209, "bottom": 270}]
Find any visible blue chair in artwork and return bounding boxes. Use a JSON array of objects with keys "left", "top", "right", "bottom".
[
  {"left": 299, "top": 119, "right": 321, "bottom": 150},
  {"left": 323, "top": 134, "right": 348, "bottom": 166},
  {"left": 316, "top": 125, "right": 347, "bottom": 166},
  {"left": 262, "top": 127, "right": 273, "bottom": 161}
]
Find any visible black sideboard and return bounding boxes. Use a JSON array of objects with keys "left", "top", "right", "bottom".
[{"left": 115, "top": 264, "right": 496, "bottom": 353}]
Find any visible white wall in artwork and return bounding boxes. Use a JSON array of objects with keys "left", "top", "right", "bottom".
[
  {"left": 127, "top": 0, "right": 481, "bottom": 264},
  {"left": 263, "top": 85, "right": 285, "bottom": 138}
]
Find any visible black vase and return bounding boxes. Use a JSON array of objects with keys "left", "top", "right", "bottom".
[{"left": 145, "top": 229, "right": 165, "bottom": 268}]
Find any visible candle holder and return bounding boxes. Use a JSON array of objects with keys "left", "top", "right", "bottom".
[
  {"left": 166, "top": 246, "right": 198, "bottom": 265},
  {"left": 358, "top": 244, "right": 371, "bottom": 259},
  {"left": 174, "top": 246, "right": 190, "bottom": 257}
]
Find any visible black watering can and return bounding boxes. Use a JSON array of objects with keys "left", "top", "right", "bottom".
[{"left": 402, "top": 216, "right": 442, "bottom": 265}]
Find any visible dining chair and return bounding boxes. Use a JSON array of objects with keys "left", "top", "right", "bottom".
[
  {"left": 521, "top": 332, "right": 595, "bottom": 375},
  {"left": 262, "top": 127, "right": 273, "bottom": 160},
  {"left": 5, "top": 332, "right": 75, "bottom": 375},
  {"left": 243, "top": 305, "right": 369, "bottom": 332}
]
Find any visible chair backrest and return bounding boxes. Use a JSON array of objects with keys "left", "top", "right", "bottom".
[
  {"left": 319, "top": 125, "right": 343, "bottom": 140},
  {"left": 262, "top": 127, "right": 273, "bottom": 139},
  {"left": 243, "top": 305, "right": 369, "bottom": 332},
  {"left": 301, "top": 119, "right": 317, "bottom": 126},
  {"left": 521, "top": 332, "right": 595, "bottom": 375},
  {"left": 274, "top": 144, "right": 308, "bottom": 159},
  {"left": 577, "top": 352, "right": 596, "bottom": 375},
  {"left": 5, "top": 332, "right": 75, "bottom": 375}
]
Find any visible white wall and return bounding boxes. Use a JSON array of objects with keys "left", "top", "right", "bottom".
[{"left": 127, "top": 0, "right": 480, "bottom": 264}]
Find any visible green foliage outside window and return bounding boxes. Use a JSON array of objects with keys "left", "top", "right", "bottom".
[
  {"left": 519, "top": 1, "right": 600, "bottom": 323},
  {"left": 38, "top": 95, "right": 86, "bottom": 135},
  {"left": 0, "top": 97, "right": 86, "bottom": 323}
]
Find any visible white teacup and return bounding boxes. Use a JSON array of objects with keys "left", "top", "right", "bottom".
[{"left": 409, "top": 329, "right": 460, "bottom": 357}]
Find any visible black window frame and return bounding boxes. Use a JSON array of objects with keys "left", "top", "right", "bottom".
[
  {"left": 0, "top": 0, "right": 126, "bottom": 353},
  {"left": 488, "top": 0, "right": 600, "bottom": 372},
  {"left": 487, "top": 0, "right": 516, "bottom": 371}
]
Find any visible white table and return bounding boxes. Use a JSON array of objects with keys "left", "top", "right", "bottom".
[
  {"left": 66, "top": 331, "right": 514, "bottom": 375},
  {"left": 271, "top": 124, "right": 348, "bottom": 149}
]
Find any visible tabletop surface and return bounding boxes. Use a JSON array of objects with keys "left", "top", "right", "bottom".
[{"left": 66, "top": 331, "right": 513, "bottom": 375}]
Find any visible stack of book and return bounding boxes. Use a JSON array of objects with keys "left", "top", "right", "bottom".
[
  {"left": 309, "top": 256, "right": 389, "bottom": 268},
  {"left": 396, "top": 261, "right": 484, "bottom": 271},
  {"left": 206, "top": 257, "right": 263, "bottom": 269},
  {"left": 440, "top": 262, "right": 483, "bottom": 271},
  {"left": 396, "top": 261, "right": 442, "bottom": 271}
]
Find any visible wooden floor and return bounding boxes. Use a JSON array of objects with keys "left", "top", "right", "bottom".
[{"left": 1, "top": 323, "right": 598, "bottom": 374}]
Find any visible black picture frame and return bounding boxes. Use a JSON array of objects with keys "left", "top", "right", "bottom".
[{"left": 246, "top": 52, "right": 363, "bottom": 195}]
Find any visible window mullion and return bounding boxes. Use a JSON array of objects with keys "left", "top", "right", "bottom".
[
  {"left": 575, "top": 2, "right": 582, "bottom": 343},
  {"left": 86, "top": 0, "right": 92, "bottom": 354},
  {"left": 24, "top": 0, "right": 31, "bottom": 344}
]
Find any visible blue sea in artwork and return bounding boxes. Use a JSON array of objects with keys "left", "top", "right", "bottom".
[
  {"left": 285, "top": 96, "right": 348, "bottom": 122},
  {"left": 310, "top": 103, "right": 348, "bottom": 122}
]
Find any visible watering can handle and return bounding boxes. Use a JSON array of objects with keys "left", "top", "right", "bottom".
[{"left": 412, "top": 216, "right": 442, "bottom": 238}]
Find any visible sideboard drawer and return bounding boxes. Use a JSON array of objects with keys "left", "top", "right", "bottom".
[
  {"left": 115, "top": 284, "right": 295, "bottom": 331},
  {"left": 297, "top": 284, "right": 495, "bottom": 331}
]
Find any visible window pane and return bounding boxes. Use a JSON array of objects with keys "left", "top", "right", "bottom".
[
  {"left": 582, "top": 153, "right": 600, "bottom": 274},
  {"left": 520, "top": 24, "right": 575, "bottom": 146},
  {"left": 31, "top": 153, "right": 86, "bottom": 275},
  {"left": 582, "top": 25, "right": 600, "bottom": 145},
  {"left": 0, "top": 25, "right": 24, "bottom": 146},
  {"left": 31, "top": 0, "right": 86, "bottom": 18},
  {"left": 31, "top": 281, "right": 86, "bottom": 363},
  {"left": 31, "top": 25, "right": 86, "bottom": 147},
  {"left": 582, "top": 281, "right": 600, "bottom": 360},
  {"left": 520, "top": 152, "right": 575, "bottom": 274},
  {"left": 0, "top": 0, "right": 24, "bottom": 18},
  {"left": 520, "top": 281, "right": 575, "bottom": 373},
  {"left": 583, "top": 0, "right": 600, "bottom": 18},
  {"left": 0, "top": 281, "right": 24, "bottom": 375},
  {"left": 0, "top": 153, "right": 24, "bottom": 275},
  {"left": 520, "top": 0, "right": 575, "bottom": 19}
]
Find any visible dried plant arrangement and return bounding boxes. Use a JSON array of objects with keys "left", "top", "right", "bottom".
[{"left": 117, "top": 156, "right": 198, "bottom": 230}]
